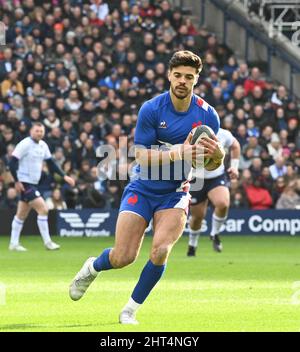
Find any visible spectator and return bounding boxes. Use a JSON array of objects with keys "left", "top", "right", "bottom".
[
  {"left": 243, "top": 176, "right": 273, "bottom": 210},
  {"left": 90, "top": 0, "right": 109, "bottom": 22},
  {"left": 46, "top": 188, "right": 67, "bottom": 210},
  {"left": 0, "top": 48, "right": 13, "bottom": 81},
  {"left": 271, "top": 85, "right": 290, "bottom": 109},
  {"left": 230, "top": 178, "right": 248, "bottom": 208},
  {"left": 267, "top": 133, "right": 283, "bottom": 160},
  {"left": 64, "top": 90, "right": 82, "bottom": 112},
  {"left": 43, "top": 109, "right": 60, "bottom": 131},
  {"left": 276, "top": 178, "right": 300, "bottom": 209},
  {"left": 0, "top": 127, "right": 18, "bottom": 158},
  {"left": 243, "top": 135, "right": 263, "bottom": 157},
  {"left": 269, "top": 156, "right": 287, "bottom": 180},
  {"left": 244, "top": 67, "right": 266, "bottom": 96},
  {"left": 1, "top": 70, "right": 24, "bottom": 97}
]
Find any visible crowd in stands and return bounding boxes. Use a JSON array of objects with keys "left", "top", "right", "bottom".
[{"left": 0, "top": 0, "right": 299, "bottom": 210}]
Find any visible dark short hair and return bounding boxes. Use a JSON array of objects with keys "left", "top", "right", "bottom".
[
  {"left": 169, "top": 50, "right": 203, "bottom": 74},
  {"left": 31, "top": 122, "right": 44, "bottom": 129}
]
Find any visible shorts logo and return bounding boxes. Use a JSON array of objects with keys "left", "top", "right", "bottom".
[
  {"left": 35, "top": 191, "right": 41, "bottom": 197},
  {"left": 191, "top": 198, "right": 197, "bottom": 204},
  {"left": 127, "top": 194, "right": 138, "bottom": 205}
]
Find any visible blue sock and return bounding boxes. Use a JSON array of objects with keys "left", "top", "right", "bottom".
[
  {"left": 93, "top": 248, "right": 113, "bottom": 272},
  {"left": 131, "top": 260, "right": 166, "bottom": 304}
]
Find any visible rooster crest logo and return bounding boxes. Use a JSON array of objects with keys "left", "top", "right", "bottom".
[{"left": 127, "top": 194, "right": 138, "bottom": 205}]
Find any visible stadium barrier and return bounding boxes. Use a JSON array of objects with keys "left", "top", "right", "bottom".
[
  {"left": 56, "top": 209, "right": 299, "bottom": 237},
  {"left": 0, "top": 209, "right": 57, "bottom": 236},
  {"left": 1, "top": 209, "right": 299, "bottom": 236}
]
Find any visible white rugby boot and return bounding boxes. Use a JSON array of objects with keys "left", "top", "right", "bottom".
[
  {"left": 69, "top": 257, "right": 98, "bottom": 301},
  {"left": 119, "top": 309, "right": 139, "bottom": 325},
  {"left": 45, "top": 241, "right": 60, "bottom": 250},
  {"left": 9, "top": 243, "right": 27, "bottom": 252}
]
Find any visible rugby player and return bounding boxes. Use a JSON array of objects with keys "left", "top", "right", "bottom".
[
  {"left": 8, "top": 123, "right": 75, "bottom": 251},
  {"left": 69, "top": 51, "right": 225, "bottom": 324},
  {"left": 187, "top": 128, "right": 240, "bottom": 255}
]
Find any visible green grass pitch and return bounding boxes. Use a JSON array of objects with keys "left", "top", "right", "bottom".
[{"left": 0, "top": 235, "right": 300, "bottom": 332}]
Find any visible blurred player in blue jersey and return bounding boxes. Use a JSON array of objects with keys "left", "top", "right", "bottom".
[
  {"left": 69, "top": 51, "right": 225, "bottom": 324},
  {"left": 8, "top": 123, "right": 75, "bottom": 251},
  {"left": 187, "top": 128, "right": 240, "bottom": 255}
]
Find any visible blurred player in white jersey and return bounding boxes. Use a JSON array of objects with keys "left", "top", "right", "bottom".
[
  {"left": 187, "top": 128, "right": 241, "bottom": 255},
  {"left": 8, "top": 123, "right": 75, "bottom": 251}
]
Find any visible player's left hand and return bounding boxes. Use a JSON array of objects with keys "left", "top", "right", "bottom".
[
  {"left": 199, "top": 135, "right": 225, "bottom": 161},
  {"left": 64, "top": 175, "right": 75, "bottom": 187},
  {"left": 227, "top": 167, "right": 239, "bottom": 179}
]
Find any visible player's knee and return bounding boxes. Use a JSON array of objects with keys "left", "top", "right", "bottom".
[
  {"left": 151, "top": 244, "right": 171, "bottom": 265},
  {"left": 214, "top": 200, "right": 229, "bottom": 212},
  {"left": 16, "top": 213, "right": 27, "bottom": 221},
  {"left": 38, "top": 208, "right": 48, "bottom": 216}
]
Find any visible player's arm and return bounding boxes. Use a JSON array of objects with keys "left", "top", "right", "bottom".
[
  {"left": 9, "top": 140, "right": 30, "bottom": 193},
  {"left": 134, "top": 102, "right": 203, "bottom": 167},
  {"left": 45, "top": 158, "right": 75, "bottom": 187},
  {"left": 135, "top": 133, "right": 204, "bottom": 167},
  {"left": 8, "top": 156, "right": 25, "bottom": 192},
  {"left": 227, "top": 138, "right": 241, "bottom": 179}
]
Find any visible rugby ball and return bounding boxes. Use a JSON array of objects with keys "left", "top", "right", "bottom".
[{"left": 190, "top": 125, "right": 214, "bottom": 169}]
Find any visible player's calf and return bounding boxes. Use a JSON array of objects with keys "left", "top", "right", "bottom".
[{"left": 187, "top": 227, "right": 201, "bottom": 256}]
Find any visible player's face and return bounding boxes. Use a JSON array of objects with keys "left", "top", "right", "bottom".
[
  {"left": 168, "top": 66, "right": 199, "bottom": 100},
  {"left": 30, "top": 126, "right": 45, "bottom": 141}
]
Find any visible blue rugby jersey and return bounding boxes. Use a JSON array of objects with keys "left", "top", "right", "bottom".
[{"left": 132, "top": 91, "right": 220, "bottom": 194}]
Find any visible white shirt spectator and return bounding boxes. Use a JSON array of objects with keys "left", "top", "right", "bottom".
[
  {"left": 90, "top": 1, "right": 109, "bottom": 21},
  {"left": 269, "top": 163, "right": 287, "bottom": 180},
  {"left": 267, "top": 133, "right": 283, "bottom": 160}
]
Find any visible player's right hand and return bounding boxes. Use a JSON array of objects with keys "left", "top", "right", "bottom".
[
  {"left": 227, "top": 167, "right": 239, "bottom": 179},
  {"left": 170, "top": 133, "right": 204, "bottom": 163},
  {"left": 15, "top": 182, "right": 25, "bottom": 193}
]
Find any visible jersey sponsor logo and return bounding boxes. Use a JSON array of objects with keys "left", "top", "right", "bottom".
[
  {"left": 159, "top": 120, "right": 167, "bottom": 129},
  {"left": 192, "top": 120, "right": 202, "bottom": 129},
  {"left": 59, "top": 212, "right": 110, "bottom": 228},
  {"left": 127, "top": 194, "right": 138, "bottom": 205}
]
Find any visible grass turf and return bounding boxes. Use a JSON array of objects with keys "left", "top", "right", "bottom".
[{"left": 0, "top": 235, "right": 300, "bottom": 332}]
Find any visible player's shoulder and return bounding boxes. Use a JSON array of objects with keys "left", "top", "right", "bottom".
[
  {"left": 17, "top": 136, "right": 31, "bottom": 147},
  {"left": 218, "top": 128, "right": 233, "bottom": 138},
  {"left": 193, "top": 95, "right": 220, "bottom": 134},
  {"left": 218, "top": 128, "right": 235, "bottom": 146},
  {"left": 39, "top": 139, "right": 49, "bottom": 148},
  {"left": 140, "top": 91, "right": 170, "bottom": 113},
  {"left": 193, "top": 95, "right": 215, "bottom": 114}
]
